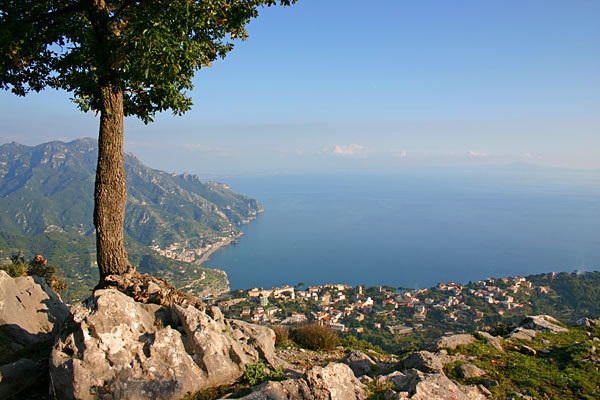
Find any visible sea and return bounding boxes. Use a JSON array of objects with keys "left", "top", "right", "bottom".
[{"left": 205, "top": 166, "right": 600, "bottom": 291}]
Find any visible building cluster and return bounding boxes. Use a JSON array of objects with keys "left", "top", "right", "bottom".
[{"left": 216, "top": 275, "right": 533, "bottom": 335}]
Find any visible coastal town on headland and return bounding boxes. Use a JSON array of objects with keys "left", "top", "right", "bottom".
[{"left": 209, "top": 271, "right": 599, "bottom": 350}]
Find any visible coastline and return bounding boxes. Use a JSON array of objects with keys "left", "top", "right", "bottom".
[{"left": 196, "top": 233, "right": 242, "bottom": 266}]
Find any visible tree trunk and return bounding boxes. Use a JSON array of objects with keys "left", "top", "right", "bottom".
[{"left": 94, "top": 84, "right": 131, "bottom": 281}]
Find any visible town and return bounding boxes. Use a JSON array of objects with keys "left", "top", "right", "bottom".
[{"left": 210, "top": 274, "right": 554, "bottom": 350}]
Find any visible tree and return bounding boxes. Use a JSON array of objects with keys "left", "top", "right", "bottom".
[{"left": 0, "top": 0, "right": 295, "bottom": 283}]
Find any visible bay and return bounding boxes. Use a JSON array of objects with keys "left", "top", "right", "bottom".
[{"left": 205, "top": 168, "right": 600, "bottom": 290}]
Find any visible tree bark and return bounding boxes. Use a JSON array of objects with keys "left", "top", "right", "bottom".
[{"left": 94, "top": 83, "right": 131, "bottom": 281}]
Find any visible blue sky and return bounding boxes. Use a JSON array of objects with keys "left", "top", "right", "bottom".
[{"left": 1, "top": 0, "right": 599, "bottom": 177}]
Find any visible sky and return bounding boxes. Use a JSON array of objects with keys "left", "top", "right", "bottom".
[{"left": 1, "top": 0, "right": 599, "bottom": 177}]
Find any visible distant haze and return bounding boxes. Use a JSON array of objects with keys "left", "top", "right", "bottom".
[{"left": 1, "top": 1, "right": 599, "bottom": 177}]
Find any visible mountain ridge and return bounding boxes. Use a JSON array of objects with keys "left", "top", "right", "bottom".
[{"left": 0, "top": 138, "right": 263, "bottom": 301}]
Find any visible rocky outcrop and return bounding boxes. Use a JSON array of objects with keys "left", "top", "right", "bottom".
[
  {"left": 343, "top": 350, "right": 376, "bottom": 377},
  {"left": 235, "top": 362, "right": 367, "bottom": 400},
  {"left": 455, "top": 363, "right": 486, "bottom": 379},
  {"left": 507, "top": 315, "right": 568, "bottom": 342},
  {"left": 0, "top": 270, "right": 70, "bottom": 399},
  {"left": 50, "top": 288, "right": 277, "bottom": 400},
  {"left": 436, "top": 334, "right": 476, "bottom": 351},
  {"left": 0, "top": 270, "right": 69, "bottom": 346},
  {"left": 402, "top": 351, "right": 444, "bottom": 373},
  {"left": 516, "top": 315, "right": 568, "bottom": 333},
  {"left": 476, "top": 331, "right": 504, "bottom": 352},
  {"left": 379, "top": 369, "right": 489, "bottom": 400}
]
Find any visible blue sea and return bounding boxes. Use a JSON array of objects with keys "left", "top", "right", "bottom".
[{"left": 205, "top": 167, "right": 600, "bottom": 290}]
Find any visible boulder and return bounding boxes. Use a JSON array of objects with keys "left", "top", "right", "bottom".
[
  {"left": 402, "top": 351, "right": 444, "bottom": 373},
  {"left": 236, "top": 362, "right": 367, "bottom": 400},
  {"left": 50, "top": 288, "right": 277, "bottom": 400},
  {"left": 377, "top": 366, "right": 492, "bottom": 399},
  {"left": 0, "top": 270, "right": 69, "bottom": 345},
  {"left": 436, "top": 334, "right": 476, "bottom": 350},
  {"left": 306, "top": 363, "right": 367, "bottom": 399},
  {"left": 343, "top": 350, "right": 376, "bottom": 377},
  {"left": 476, "top": 331, "right": 504, "bottom": 352},
  {"left": 506, "top": 328, "right": 537, "bottom": 342},
  {"left": 455, "top": 363, "right": 486, "bottom": 379},
  {"left": 516, "top": 315, "right": 568, "bottom": 333},
  {"left": 394, "top": 369, "right": 488, "bottom": 400}
]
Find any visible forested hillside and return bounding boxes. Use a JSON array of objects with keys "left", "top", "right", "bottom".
[{"left": 0, "top": 138, "right": 262, "bottom": 301}]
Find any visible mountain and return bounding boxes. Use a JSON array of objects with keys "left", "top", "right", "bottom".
[{"left": 0, "top": 138, "right": 263, "bottom": 301}]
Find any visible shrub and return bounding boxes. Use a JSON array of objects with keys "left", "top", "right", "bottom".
[
  {"left": 0, "top": 253, "right": 66, "bottom": 293},
  {"left": 28, "top": 254, "right": 67, "bottom": 293},
  {"left": 340, "top": 334, "right": 385, "bottom": 355},
  {"left": 291, "top": 324, "right": 339, "bottom": 351},
  {"left": 271, "top": 325, "right": 290, "bottom": 347},
  {"left": 0, "top": 257, "right": 28, "bottom": 277}
]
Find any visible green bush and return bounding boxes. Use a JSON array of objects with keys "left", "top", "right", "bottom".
[
  {"left": 0, "top": 259, "right": 28, "bottom": 277},
  {"left": 291, "top": 324, "right": 339, "bottom": 351},
  {"left": 242, "top": 360, "right": 269, "bottom": 386}
]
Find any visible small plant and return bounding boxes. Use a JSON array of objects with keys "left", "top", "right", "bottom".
[
  {"left": 242, "top": 360, "right": 269, "bottom": 386},
  {"left": 241, "top": 359, "right": 287, "bottom": 387},
  {"left": 291, "top": 323, "right": 339, "bottom": 351}
]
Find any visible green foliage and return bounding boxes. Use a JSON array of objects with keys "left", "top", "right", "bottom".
[
  {"left": 242, "top": 360, "right": 269, "bottom": 386},
  {"left": 241, "top": 359, "right": 285, "bottom": 387},
  {"left": 291, "top": 324, "right": 340, "bottom": 351},
  {"left": 0, "top": 252, "right": 28, "bottom": 277},
  {"left": 1, "top": 0, "right": 296, "bottom": 123},
  {"left": 1, "top": 252, "right": 66, "bottom": 293},
  {"left": 339, "top": 334, "right": 385, "bottom": 355}
]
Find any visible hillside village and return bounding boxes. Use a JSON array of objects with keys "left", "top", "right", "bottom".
[{"left": 213, "top": 274, "right": 571, "bottom": 348}]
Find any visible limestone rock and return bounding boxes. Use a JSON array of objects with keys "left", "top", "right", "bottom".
[
  {"left": 436, "top": 334, "right": 476, "bottom": 350},
  {"left": 506, "top": 328, "right": 537, "bottom": 341},
  {"left": 518, "top": 345, "right": 537, "bottom": 356},
  {"left": 50, "top": 288, "right": 276, "bottom": 400},
  {"left": 0, "top": 270, "right": 69, "bottom": 345},
  {"left": 402, "top": 351, "right": 444, "bottom": 373},
  {"left": 343, "top": 350, "right": 376, "bottom": 377},
  {"left": 306, "top": 363, "right": 367, "bottom": 399},
  {"left": 386, "top": 369, "right": 489, "bottom": 400},
  {"left": 516, "top": 315, "right": 568, "bottom": 333},
  {"left": 378, "top": 367, "right": 491, "bottom": 399},
  {"left": 235, "top": 362, "right": 366, "bottom": 400},
  {"left": 455, "top": 363, "right": 486, "bottom": 379},
  {"left": 476, "top": 331, "right": 504, "bottom": 352}
]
